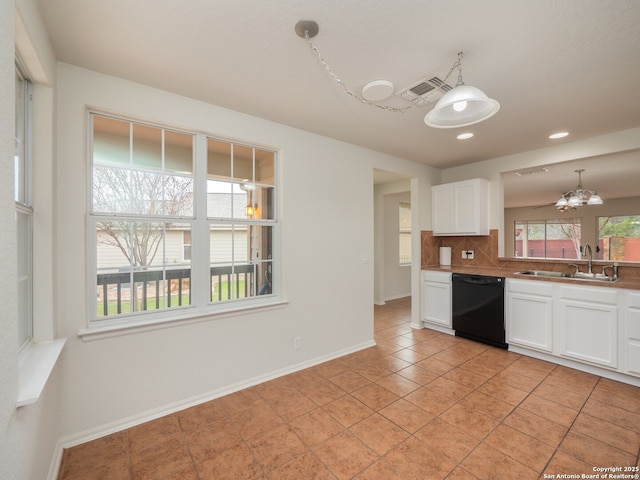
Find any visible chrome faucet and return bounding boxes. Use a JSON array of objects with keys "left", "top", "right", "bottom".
[
  {"left": 582, "top": 244, "right": 593, "bottom": 275},
  {"left": 603, "top": 262, "right": 619, "bottom": 280}
]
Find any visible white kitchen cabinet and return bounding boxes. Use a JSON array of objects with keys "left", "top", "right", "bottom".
[
  {"left": 422, "top": 271, "right": 452, "bottom": 330},
  {"left": 623, "top": 291, "right": 640, "bottom": 376},
  {"left": 506, "top": 279, "right": 553, "bottom": 352},
  {"left": 556, "top": 285, "right": 618, "bottom": 369},
  {"left": 432, "top": 178, "right": 489, "bottom": 236}
]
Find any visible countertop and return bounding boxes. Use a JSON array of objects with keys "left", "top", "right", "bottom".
[{"left": 422, "top": 264, "right": 640, "bottom": 290}]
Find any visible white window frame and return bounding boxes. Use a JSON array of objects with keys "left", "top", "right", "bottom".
[
  {"left": 83, "top": 112, "right": 283, "bottom": 338},
  {"left": 398, "top": 202, "right": 412, "bottom": 266},
  {"left": 15, "top": 60, "right": 33, "bottom": 352},
  {"left": 514, "top": 218, "right": 581, "bottom": 259}
]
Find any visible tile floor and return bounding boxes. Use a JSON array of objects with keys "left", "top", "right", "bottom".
[{"left": 58, "top": 297, "right": 640, "bottom": 479}]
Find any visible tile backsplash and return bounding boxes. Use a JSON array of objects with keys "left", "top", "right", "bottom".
[
  {"left": 421, "top": 229, "right": 640, "bottom": 281},
  {"left": 421, "top": 230, "right": 500, "bottom": 268}
]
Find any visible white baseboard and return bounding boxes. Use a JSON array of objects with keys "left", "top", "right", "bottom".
[
  {"left": 508, "top": 345, "right": 640, "bottom": 388},
  {"left": 48, "top": 339, "right": 376, "bottom": 479},
  {"left": 384, "top": 293, "right": 411, "bottom": 302}
]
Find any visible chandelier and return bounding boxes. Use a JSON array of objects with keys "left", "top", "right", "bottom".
[{"left": 555, "top": 169, "right": 603, "bottom": 212}]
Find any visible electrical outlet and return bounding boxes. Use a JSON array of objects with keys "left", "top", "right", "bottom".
[
  {"left": 293, "top": 336, "right": 301, "bottom": 349},
  {"left": 462, "top": 250, "right": 475, "bottom": 260}
]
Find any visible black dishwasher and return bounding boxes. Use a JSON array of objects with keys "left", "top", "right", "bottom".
[{"left": 452, "top": 273, "right": 507, "bottom": 349}]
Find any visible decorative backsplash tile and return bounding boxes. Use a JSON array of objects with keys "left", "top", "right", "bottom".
[
  {"left": 421, "top": 229, "right": 640, "bottom": 281},
  {"left": 421, "top": 230, "right": 500, "bottom": 268}
]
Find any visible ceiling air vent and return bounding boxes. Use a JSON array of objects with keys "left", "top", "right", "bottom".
[{"left": 397, "top": 75, "right": 453, "bottom": 106}]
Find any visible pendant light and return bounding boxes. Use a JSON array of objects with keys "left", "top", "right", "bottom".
[{"left": 424, "top": 52, "right": 500, "bottom": 128}]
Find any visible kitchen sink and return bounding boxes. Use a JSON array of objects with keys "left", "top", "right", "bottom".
[{"left": 516, "top": 270, "right": 619, "bottom": 283}]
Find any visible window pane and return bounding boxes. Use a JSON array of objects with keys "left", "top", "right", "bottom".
[
  {"left": 15, "top": 69, "right": 27, "bottom": 204},
  {"left": 17, "top": 210, "right": 32, "bottom": 348},
  {"left": 399, "top": 202, "right": 411, "bottom": 264},
  {"left": 132, "top": 124, "right": 162, "bottom": 170},
  {"left": 209, "top": 224, "right": 272, "bottom": 302},
  {"left": 399, "top": 233, "right": 411, "bottom": 264},
  {"left": 515, "top": 219, "right": 580, "bottom": 259},
  {"left": 165, "top": 130, "right": 193, "bottom": 175},
  {"left": 207, "top": 138, "right": 231, "bottom": 180},
  {"left": 165, "top": 130, "right": 194, "bottom": 216},
  {"left": 255, "top": 149, "right": 275, "bottom": 186},
  {"left": 208, "top": 180, "right": 241, "bottom": 218},
  {"left": 95, "top": 220, "right": 191, "bottom": 317},
  {"left": 93, "top": 115, "right": 131, "bottom": 168},
  {"left": 164, "top": 173, "right": 194, "bottom": 217},
  {"left": 183, "top": 231, "right": 192, "bottom": 261},
  {"left": 233, "top": 144, "right": 253, "bottom": 182},
  {"left": 598, "top": 215, "right": 640, "bottom": 261}
]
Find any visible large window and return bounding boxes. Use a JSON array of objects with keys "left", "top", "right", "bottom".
[
  {"left": 514, "top": 218, "right": 581, "bottom": 259},
  {"left": 90, "top": 113, "right": 277, "bottom": 323},
  {"left": 398, "top": 202, "right": 412, "bottom": 265},
  {"left": 15, "top": 62, "right": 33, "bottom": 350},
  {"left": 598, "top": 215, "right": 640, "bottom": 261}
]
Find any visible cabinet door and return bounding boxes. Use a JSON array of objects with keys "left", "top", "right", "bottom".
[
  {"left": 422, "top": 281, "right": 451, "bottom": 327},
  {"left": 507, "top": 293, "right": 553, "bottom": 352},
  {"left": 431, "top": 184, "right": 453, "bottom": 234},
  {"left": 453, "top": 181, "right": 477, "bottom": 233},
  {"left": 625, "top": 292, "right": 640, "bottom": 376},
  {"left": 432, "top": 178, "right": 488, "bottom": 236},
  {"left": 557, "top": 299, "right": 618, "bottom": 368}
]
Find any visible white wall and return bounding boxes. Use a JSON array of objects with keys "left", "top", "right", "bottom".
[
  {"left": 0, "top": 1, "right": 19, "bottom": 475},
  {"left": 1, "top": 1, "right": 61, "bottom": 480},
  {"left": 54, "top": 63, "right": 437, "bottom": 444}
]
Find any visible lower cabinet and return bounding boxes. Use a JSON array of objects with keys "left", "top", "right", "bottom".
[
  {"left": 506, "top": 279, "right": 553, "bottom": 352},
  {"left": 422, "top": 271, "right": 452, "bottom": 329},
  {"left": 506, "top": 278, "right": 639, "bottom": 377},
  {"left": 624, "top": 291, "right": 640, "bottom": 376},
  {"left": 556, "top": 285, "right": 618, "bottom": 369},
  {"left": 425, "top": 273, "right": 640, "bottom": 382}
]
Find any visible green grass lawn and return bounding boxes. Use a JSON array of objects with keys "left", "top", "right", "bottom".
[{"left": 97, "top": 280, "right": 250, "bottom": 316}]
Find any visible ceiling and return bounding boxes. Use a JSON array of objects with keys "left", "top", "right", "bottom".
[{"left": 36, "top": 0, "right": 640, "bottom": 170}]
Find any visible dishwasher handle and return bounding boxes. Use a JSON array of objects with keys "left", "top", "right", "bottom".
[{"left": 452, "top": 273, "right": 504, "bottom": 286}]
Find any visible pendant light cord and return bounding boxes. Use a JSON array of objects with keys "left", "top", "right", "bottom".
[{"left": 302, "top": 32, "right": 421, "bottom": 113}]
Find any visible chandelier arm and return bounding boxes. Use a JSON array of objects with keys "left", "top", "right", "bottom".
[{"left": 304, "top": 35, "right": 421, "bottom": 113}]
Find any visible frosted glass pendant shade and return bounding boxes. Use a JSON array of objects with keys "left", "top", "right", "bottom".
[
  {"left": 587, "top": 193, "right": 603, "bottom": 205},
  {"left": 425, "top": 85, "right": 500, "bottom": 128}
]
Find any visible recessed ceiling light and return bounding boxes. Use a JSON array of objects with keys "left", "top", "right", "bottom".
[
  {"left": 457, "top": 132, "right": 474, "bottom": 140},
  {"left": 549, "top": 131, "right": 569, "bottom": 139}
]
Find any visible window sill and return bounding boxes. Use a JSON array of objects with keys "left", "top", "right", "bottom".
[
  {"left": 17, "top": 338, "right": 66, "bottom": 407},
  {"left": 78, "top": 298, "right": 289, "bottom": 342}
]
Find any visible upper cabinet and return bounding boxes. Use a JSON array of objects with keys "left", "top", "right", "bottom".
[{"left": 432, "top": 178, "right": 489, "bottom": 236}]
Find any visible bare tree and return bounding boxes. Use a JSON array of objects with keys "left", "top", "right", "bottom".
[
  {"left": 554, "top": 221, "right": 582, "bottom": 259},
  {"left": 93, "top": 166, "right": 193, "bottom": 268}
]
